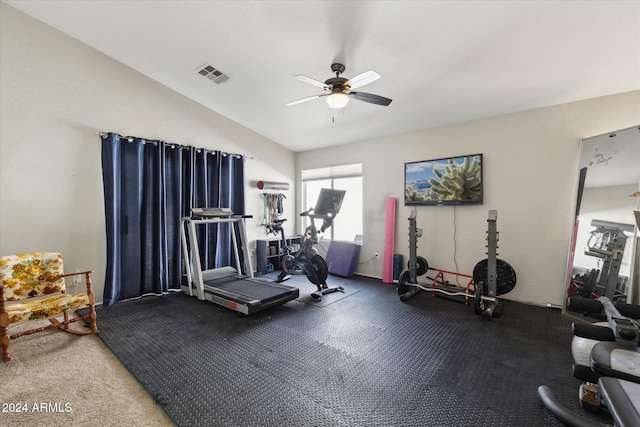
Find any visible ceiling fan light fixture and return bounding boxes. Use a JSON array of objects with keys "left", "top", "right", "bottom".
[
  {"left": 288, "top": 63, "right": 391, "bottom": 110},
  {"left": 326, "top": 92, "right": 349, "bottom": 109}
]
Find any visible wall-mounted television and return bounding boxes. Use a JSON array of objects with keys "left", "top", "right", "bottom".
[{"left": 404, "top": 154, "right": 483, "bottom": 206}]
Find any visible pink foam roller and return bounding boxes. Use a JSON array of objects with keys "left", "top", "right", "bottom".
[{"left": 383, "top": 197, "right": 397, "bottom": 283}]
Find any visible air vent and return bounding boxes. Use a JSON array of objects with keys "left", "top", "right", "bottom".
[{"left": 197, "top": 64, "right": 229, "bottom": 84}]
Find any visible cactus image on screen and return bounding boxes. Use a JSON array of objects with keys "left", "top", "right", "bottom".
[
  {"left": 429, "top": 156, "right": 481, "bottom": 201},
  {"left": 404, "top": 154, "right": 483, "bottom": 205},
  {"left": 405, "top": 186, "right": 422, "bottom": 202}
]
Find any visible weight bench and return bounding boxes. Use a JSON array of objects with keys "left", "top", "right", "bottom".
[{"left": 590, "top": 342, "right": 640, "bottom": 384}]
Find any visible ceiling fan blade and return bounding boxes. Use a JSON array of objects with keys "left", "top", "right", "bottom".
[
  {"left": 292, "top": 75, "right": 327, "bottom": 88},
  {"left": 350, "top": 92, "right": 392, "bottom": 106},
  {"left": 347, "top": 70, "right": 380, "bottom": 89},
  {"left": 286, "top": 94, "right": 326, "bottom": 106}
]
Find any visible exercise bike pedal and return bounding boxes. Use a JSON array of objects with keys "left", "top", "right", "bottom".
[
  {"left": 579, "top": 383, "right": 601, "bottom": 412},
  {"left": 311, "top": 290, "right": 323, "bottom": 300}
]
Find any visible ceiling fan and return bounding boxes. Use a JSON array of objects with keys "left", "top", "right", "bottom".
[{"left": 286, "top": 63, "right": 392, "bottom": 113}]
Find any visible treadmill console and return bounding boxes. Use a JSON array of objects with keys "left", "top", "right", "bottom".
[{"left": 191, "top": 207, "right": 234, "bottom": 218}]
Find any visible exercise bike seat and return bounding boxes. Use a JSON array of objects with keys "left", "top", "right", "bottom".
[
  {"left": 273, "top": 219, "right": 286, "bottom": 225},
  {"left": 598, "top": 377, "right": 640, "bottom": 427},
  {"left": 591, "top": 342, "right": 640, "bottom": 384}
]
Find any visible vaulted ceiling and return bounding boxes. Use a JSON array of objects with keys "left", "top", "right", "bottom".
[{"left": 5, "top": 0, "right": 640, "bottom": 152}]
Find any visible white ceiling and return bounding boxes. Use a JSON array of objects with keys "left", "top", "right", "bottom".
[{"left": 5, "top": 0, "right": 640, "bottom": 153}]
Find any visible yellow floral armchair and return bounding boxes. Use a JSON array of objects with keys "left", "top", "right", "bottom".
[{"left": 0, "top": 252, "right": 99, "bottom": 362}]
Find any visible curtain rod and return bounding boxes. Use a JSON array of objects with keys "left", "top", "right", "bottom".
[{"left": 99, "top": 132, "right": 253, "bottom": 160}]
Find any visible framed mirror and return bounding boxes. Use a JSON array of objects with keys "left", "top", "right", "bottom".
[{"left": 566, "top": 125, "right": 640, "bottom": 309}]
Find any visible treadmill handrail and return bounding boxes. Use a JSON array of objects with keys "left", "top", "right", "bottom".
[{"left": 181, "top": 215, "right": 254, "bottom": 301}]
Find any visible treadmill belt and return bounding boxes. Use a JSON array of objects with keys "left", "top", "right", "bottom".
[{"left": 204, "top": 276, "right": 292, "bottom": 301}]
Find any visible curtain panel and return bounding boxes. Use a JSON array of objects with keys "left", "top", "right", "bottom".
[{"left": 101, "top": 133, "right": 245, "bottom": 306}]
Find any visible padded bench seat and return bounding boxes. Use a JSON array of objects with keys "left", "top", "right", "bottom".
[{"left": 591, "top": 342, "right": 640, "bottom": 384}]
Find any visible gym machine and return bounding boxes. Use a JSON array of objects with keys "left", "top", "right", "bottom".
[
  {"left": 398, "top": 209, "right": 516, "bottom": 321},
  {"left": 397, "top": 209, "right": 477, "bottom": 304},
  {"left": 181, "top": 208, "right": 299, "bottom": 315},
  {"left": 538, "top": 296, "right": 640, "bottom": 426},
  {"left": 272, "top": 188, "right": 346, "bottom": 300},
  {"left": 571, "top": 220, "right": 632, "bottom": 302},
  {"left": 472, "top": 210, "right": 517, "bottom": 320}
]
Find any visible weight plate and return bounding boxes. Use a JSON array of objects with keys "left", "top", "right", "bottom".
[
  {"left": 397, "top": 269, "right": 411, "bottom": 296},
  {"left": 416, "top": 256, "right": 429, "bottom": 276},
  {"left": 306, "top": 254, "right": 328, "bottom": 285},
  {"left": 473, "top": 259, "right": 517, "bottom": 296},
  {"left": 472, "top": 260, "right": 487, "bottom": 291}
]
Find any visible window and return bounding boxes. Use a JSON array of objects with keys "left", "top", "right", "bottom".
[{"left": 301, "top": 163, "right": 363, "bottom": 242}]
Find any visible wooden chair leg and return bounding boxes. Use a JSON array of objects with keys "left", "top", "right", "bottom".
[
  {"left": 87, "top": 305, "right": 99, "bottom": 334},
  {"left": 0, "top": 328, "right": 9, "bottom": 362},
  {"left": 85, "top": 272, "right": 99, "bottom": 334},
  {"left": 48, "top": 272, "right": 100, "bottom": 336},
  {"left": 49, "top": 318, "right": 94, "bottom": 335},
  {"left": 63, "top": 310, "right": 70, "bottom": 331},
  {"left": 1, "top": 295, "right": 10, "bottom": 362}
]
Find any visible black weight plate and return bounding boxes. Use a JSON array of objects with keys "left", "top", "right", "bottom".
[
  {"left": 397, "top": 269, "right": 411, "bottom": 296},
  {"left": 416, "top": 256, "right": 429, "bottom": 276},
  {"left": 473, "top": 258, "right": 517, "bottom": 296},
  {"left": 472, "top": 259, "right": 488, "bottom": 290},
  {"left": 306, "top": 254, "right": 328, "bottom": 285}
]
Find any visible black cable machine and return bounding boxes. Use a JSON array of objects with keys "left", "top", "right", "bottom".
[
  {"left": 570, "top": 220, "right": 633, "bottom": 302},
  {"left": 181, "top": 208, "right": 299, "bottom": 315}
]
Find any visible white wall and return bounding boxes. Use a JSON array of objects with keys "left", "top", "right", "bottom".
[
  {"left": 0, "top": 4, "right": 296, "bottom": 303},
  {"left": 296, "top": 91, "right": 640, "bottom": 307}
]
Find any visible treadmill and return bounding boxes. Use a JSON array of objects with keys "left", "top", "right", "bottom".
[{"left": 181, "top": 208, "right": 299, "bottom": 315}]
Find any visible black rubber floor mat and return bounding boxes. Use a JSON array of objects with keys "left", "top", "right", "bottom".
[
  {"left": 84, "top": 277, "right": 613, "bottom": 426},
  {"left": 295, "top": 288, "right": 360, "bottom": 307},
  {"left": 255, "top": 272, "right": 360, "bottom": 306}
]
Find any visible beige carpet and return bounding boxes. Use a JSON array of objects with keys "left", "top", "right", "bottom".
[{"left": 0, "top": 319, "right": 175, "bottom": 427}]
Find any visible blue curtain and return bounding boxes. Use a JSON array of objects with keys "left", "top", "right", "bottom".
[{"left": 101, "top": 133, "right": 245, "bottom": 306}]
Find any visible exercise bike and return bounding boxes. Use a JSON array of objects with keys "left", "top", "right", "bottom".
[
  {"left": 272, "top": 188, "right": 346, "bottom": 300},
  {"left": 538, "top": 296, "right": 640, "bottom": 426}
]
